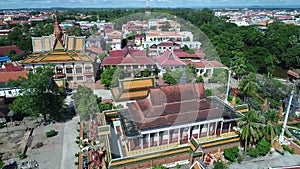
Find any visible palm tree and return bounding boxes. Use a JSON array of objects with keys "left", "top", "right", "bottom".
[
  {"left": 238, "top": 73, "right": 258, "bottom": 101},
  {"left": 262, "top": 109, "right": 281, "bottom": 142},
  {"left": 239, "top": 110, "right": 263, "bottom": 156},
  {"left": 232, "top": 56, "right": 247, "bottom": 81}
]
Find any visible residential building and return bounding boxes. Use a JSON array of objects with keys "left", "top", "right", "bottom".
[
  {"left": 156, "top": 48, "right": 186, "bottom": 73},
  {"left": 101, "top": 48, "right": 156, "bottom": 73}
]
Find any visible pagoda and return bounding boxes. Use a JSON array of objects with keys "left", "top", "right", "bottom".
[{"left": 23, "top": 14, "right": 95, "bottom": 83}]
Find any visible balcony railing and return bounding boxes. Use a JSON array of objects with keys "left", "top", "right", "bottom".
[{"left": 124, "top": 141, "right": 180, "bottom": 157}]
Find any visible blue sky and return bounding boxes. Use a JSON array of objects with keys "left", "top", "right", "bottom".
[{"left": 0, "top": 0, "right": 299, "bottom": 9}]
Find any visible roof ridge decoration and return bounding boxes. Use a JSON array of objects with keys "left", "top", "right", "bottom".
[
  {"left": 53, "top": 12, "right": 63, "bottom": 42},
  {"left": 53, "top": 37, "right": 65, "bottom": 51}
]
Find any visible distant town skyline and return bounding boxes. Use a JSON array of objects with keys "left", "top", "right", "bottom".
[{"left": 1, "top": 0, "right": 300, "bottom": 9}]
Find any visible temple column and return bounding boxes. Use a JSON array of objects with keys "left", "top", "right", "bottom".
[
  {"left": 214, "top": 121, "right": 218, "bottom": 135},
  {"left": 141, "top": 137, "right": 143, "bottom": 149},
  {"left": 157, "top": 132, "right": 160, "bottom": 146},
  {"left": 128, "top": 139, "right": 131, "bottom": 152},
  {"left": 188, "top": 126, "right": 191, "bottom": 140},
  {"left": 198, "top": 124, "right": 201, "bottom": 138},
  {"left": 178, "top": 128, "right": 181, "bottom": 143},
  {"left": 220, "top": 122, "right": 224, "bottom": 135},
  {"left": 168, "top": 130, "right": 170, "bottom": 144},
  {"left": 229, "top": 123, "right": 231, "bottom": 133},
  {"left": 148, "top": 133, "right": 151, "bottom": 148},
  {"left": 207, "top": 123, "right": 210, "bottom": 137}
]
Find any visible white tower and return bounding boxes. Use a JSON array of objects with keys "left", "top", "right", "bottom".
[{"left": 146, "top": 0, "right": 151, "bottom": 16}]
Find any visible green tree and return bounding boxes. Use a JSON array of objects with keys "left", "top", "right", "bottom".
[
  {"left": 205, "top": 89, "right": 213, "bottom": 96},
  {"left": 213, "top": 161, "right": 227, "bottom": 169},
  {"left": 0, "top": 154, "right": 4, "bottom": 168},
  {"left": 98, "top": 53, "right": 108, "bottom": 62},
  {"left": 224, "top": 147, "right": 242, "bottom": 162},
  {"left": 256, "top": 138, "right": 271, "bottom": 156},
  {"left": 6, "top": 50, "right": 16, "bottom": 56},
  {"left": 142, "top": 69, "right": 151, "bottom": 77},
  {"left": 184, "top": 64, "right": 197, "bottom": 82},
  {"left": 281, "top": 44, "right": 300, "bottom": 68},
  {"left": 231, "top": 56, "right": 247, "bottom": 81},
  {"left": 101, "top": 67, "right": 126, "bottom": 89},
  {"left": 73, "top": 85, "right": 99, "bottom": 121},
  {"left": 196, "top": 76, "right": 204, "bottom": 83},
  {"left": 163, "top": 73, "right": 177, "bottom": 85},
  {"left": 101, "top": 67, "right": 116, "bottom": 89},
  {"left": 238, "top": 73, "right": 257, "bottom": 101},
  {"left": 262, "top": 109, "right": 281, "bottom": 142},
  {"left": 239, "top": 110, "right": 263, "bottom": 156},
  {"left": 9, "top": 66, "right": 66, "bottom": 121},
  {"left": 209, "top": 69, "right": 228, "bottom": 86}
]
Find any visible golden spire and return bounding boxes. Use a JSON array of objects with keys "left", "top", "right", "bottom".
[{"left": 53, "top": 11, "right": 63, "bottom": 41}]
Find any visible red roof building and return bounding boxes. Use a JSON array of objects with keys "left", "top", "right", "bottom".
[
  {"left": 0, "top": 45, "right": 24, "bottom": 56},
  {"left": 0, "top": 63, "right": 24, "bottom": 72},
  {"left": 0, "top": 71, "right": 27, "bottom": 83},
  {"left": 102, "top": 48, "right": 156, "bottom": 71},
  {"left": 156, "top": 49, "right": 186, "bottom": 70}
]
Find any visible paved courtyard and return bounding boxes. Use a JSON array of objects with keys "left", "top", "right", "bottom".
[
  {"left": 228, "top": 153, "right": 300, "bottom": 169},
  {"left": 25, "top": 116, "right": 79, "bottom": 169}
]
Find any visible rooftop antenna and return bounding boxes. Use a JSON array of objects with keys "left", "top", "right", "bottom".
[{"left": 145, "top": 0, "right": 151, "bottom": 16}]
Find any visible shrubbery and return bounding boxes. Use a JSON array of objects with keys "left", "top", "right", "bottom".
[
  {"left": 247, "top": 139, "right": 271, "bottom": 157},
  {"left": 224, "top": 147, "right": 242, "bottom": 163},
  {"left": 19, "top": 153, "right": 27, "bottom": 159},
  {"left": 282, "top": 145, "right": 295, "bottom": 154},
  {"left": 256, "top": 138, "right": 271, "bottom": 156},
  {"left": 45, "top": 130, "right": 58, "bottom": 137}
]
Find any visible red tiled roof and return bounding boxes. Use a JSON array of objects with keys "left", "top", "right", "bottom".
[
  {"left": 120, "top": 55, "right": 139, "bottom": 65},
  {"left": 8, "top": 20, "right": 30, "bottom": 25},
  {"left": 0, "top": 71, "right": 27, "bottom": 83},
  {"left": 126, "top": 83, "right": 226, "bottom": 130},
  {"left": 0, "top": 21, "right": 6, "bottom": 26},
  {"left": 86, "top": 46, "right": 104, "bottom": 54},
  {"left": 157, "top": 42, "right": 180, "bottom": 47},
  {"left": 102, "top": 57, "right": 123, "bottom": 65},
  {"left": 156, "top": 49, "right": 186, "bottom": 66},
  {"left": 287, "top": 70, "right": 299, "bottom": 79},
  {"left": 102, "top": 49, "right": 155, "bottom": 66},
  {"left": 188, "top": 61, "right": 226, "bottom": 68},
  {"left": 0, "top": 63, "right": 23, "bottom": 72},
  {"left": 0, "top": 45, "right": 24, "bottom": 56}
]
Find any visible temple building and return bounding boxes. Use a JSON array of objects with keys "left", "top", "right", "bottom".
[
  {"left": 100, "top": 82, "right": 240, "bottom": 169},
  {"left": 22, "top": 15, "right": 95, "bottom": 83}
]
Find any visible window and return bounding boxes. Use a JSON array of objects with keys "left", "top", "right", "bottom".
[
  {"left": 77, "top": 76, "right": 83, "bottom": 81},
  {"left": 66, "top": 68, "right": 73, "bottom": 74},
  {"left": 67, "top": 77, "right": 73, "bottom": 81},
  {"left": 76, "top": 67, "right": 82, "bottom": 74},
  {"left": 56, "top": 67, "right": 63, "bottom": 74},
  {"left": 85, "top": 67, "right": 92, "bottom": 73},
  {"left": 86, "top": 76, "right": 93, "bottom": 82}
]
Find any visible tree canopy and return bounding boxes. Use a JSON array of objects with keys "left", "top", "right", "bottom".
[
  {"left": 9, "top": 66, "right": 66, "bottom": 121},
  {"left": 73, "top": 85, "right": 99, "bottom": 121}
]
